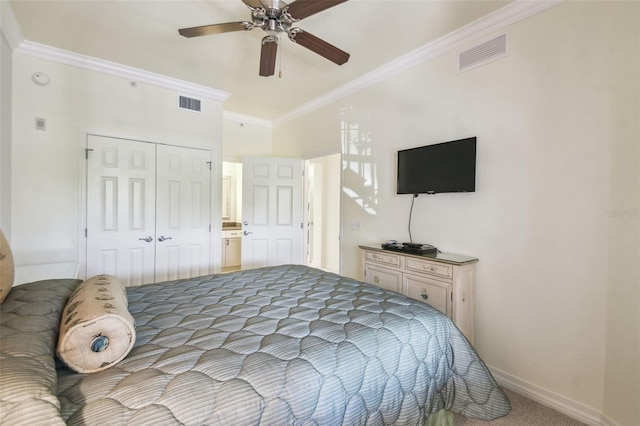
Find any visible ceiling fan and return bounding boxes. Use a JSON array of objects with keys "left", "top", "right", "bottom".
[{"left": 178, "top": 0, "right": 350, "bottom": 77}]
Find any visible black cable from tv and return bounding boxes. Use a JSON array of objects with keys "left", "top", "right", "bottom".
[{"left": 408, "top": 193, "right": 418, "bottom": 243}]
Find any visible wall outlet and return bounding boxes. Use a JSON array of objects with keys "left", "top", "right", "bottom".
[{"left": 351, "top": 220, "right": 361, "bottom": 231}]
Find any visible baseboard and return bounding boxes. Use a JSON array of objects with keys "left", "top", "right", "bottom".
[
  {"left": 488, "top": 365, "right": 608, "bottom": 426},
  {"left": 600, "top": 414, "right": 617, "bottom": 426}
]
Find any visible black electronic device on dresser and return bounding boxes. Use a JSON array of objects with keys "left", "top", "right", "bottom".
[{"left": 382, "top": 241, "right": 438, "bottom": 255}]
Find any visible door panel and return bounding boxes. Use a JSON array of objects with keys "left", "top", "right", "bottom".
[
  {"left": 277, "top": 186, "right": 293, "bottom": 225},
  {"left": 226, "top": 238, "right": 241, "bottom": 267},
  {"left": 252, "top": 185, "right": 269, "bottom": 225},
  {"left": 155, "top": 144, "right": 211, "bottom": 282},
  {"left": 242, "top": 157, "right": 304, "bottom": 269},
  {"left": 86, "top": 135, "right": 156, "bottom": 285},
  {"left": 275, "top": 239, "right": 293, "bottom": 264}
]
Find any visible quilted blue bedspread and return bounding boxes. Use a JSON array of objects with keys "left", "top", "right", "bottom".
[{"left": 1, "top": 265, "right": 510, "bottom": 425}]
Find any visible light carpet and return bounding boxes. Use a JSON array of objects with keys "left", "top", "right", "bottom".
[{"left": 454, "top": 389, "right": 587, "bottom": 425}]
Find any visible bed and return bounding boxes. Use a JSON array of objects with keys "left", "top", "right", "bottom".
[{"left": 0, "top": 265, "right": 511, "bottom": 425}]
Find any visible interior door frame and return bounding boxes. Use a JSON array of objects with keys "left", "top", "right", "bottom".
[
  {"left": 303, "top": 150, "right": 344, "bottom": 275},
  {"left": 77, "top": 130, "right": 220, "bottom": 281}
]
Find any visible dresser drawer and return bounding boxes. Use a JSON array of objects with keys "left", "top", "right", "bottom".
[
  {"left": 223, "top": 229, "right": 242, "bottom": 238},
  {"left": 364, "top": 264, "right": 402, "bottom": 293},
  {"left": 364, "top": 250, "right": 401, "bottom": 267},
  {"left": 403, "top": 274, "right": 451, "bottom": 316},
  {"left": 405, "top": 257, "right": 452, "bottom": 280}
]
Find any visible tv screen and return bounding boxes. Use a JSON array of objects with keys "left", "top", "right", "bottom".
[{"left": 397, "top": 137, "right": 476, "bottom": 194}]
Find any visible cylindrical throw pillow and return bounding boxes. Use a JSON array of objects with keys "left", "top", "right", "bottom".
[
  {"left": 0, "top": 228, "right": 15, "bottom": 303},
  {"left": 57, "top": 274, "right": 136, "bottom": 373}
]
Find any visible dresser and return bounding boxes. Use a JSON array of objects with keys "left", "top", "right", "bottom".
[{"left": 359, "top": 245, "right": 478, "bottom": 344}]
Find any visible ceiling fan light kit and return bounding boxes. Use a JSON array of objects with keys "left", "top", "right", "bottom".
[{"left": 178, "top": 0, "right": 351, "bottom": 77}]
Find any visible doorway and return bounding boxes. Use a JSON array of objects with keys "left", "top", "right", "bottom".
[
  {"left": 224, "top": 154, "right": 341, "bottom": 273},
  {"left": 221, "top": 161, "right": 242, "bottom": 272},
  {"left": 306, "top": 153, "right": 341, "bottom": 274}
]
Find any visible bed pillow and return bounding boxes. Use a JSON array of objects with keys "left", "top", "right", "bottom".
[
  {"left": 57, "top": 274, "right": 136, "bottom": 373},
  {"left": 0, "top": 228, "right": 15, "bottom": 303}
]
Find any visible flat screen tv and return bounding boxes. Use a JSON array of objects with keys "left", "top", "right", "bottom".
[{"left": 397, "top": 137, "right": 476, "bottom": 195}]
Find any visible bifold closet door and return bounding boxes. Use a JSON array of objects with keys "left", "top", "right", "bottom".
[
  {"left": 86, "top": 136, "right": 212, "bottom": 286},
  {"left": 86, "top": 136, "right": 157, "bottom": 285}
]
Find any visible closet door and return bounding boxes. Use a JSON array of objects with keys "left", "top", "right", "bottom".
[
  {"left": 155, "top": 144, "right": 212, "bottom": 281},
  {"left": 86, "top": 136, "right": 212, "bottom": 286},
  {"left": 86, "top": 135, "right": 157, "bottom": 285}
]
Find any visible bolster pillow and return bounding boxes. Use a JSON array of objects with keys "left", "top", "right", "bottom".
[
  {"left": 57, "top": 275, "right": 136, "bottom": 373},
  {"left": 0, "top": 228, "right": 15, "bottom": 304}
]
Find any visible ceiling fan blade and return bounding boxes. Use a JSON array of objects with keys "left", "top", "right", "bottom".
[
  {"left": 259, "top": 36, "right": 278, "bottom": 77},
  {"left": 179, "top": 22, "right": 252, "bottom": 38},
  {"left": 286, "top": 0, "right": 348, "bottom": 20},
  {"left": 242, "top": 0, "right": 264, "bottom": 9},
  {"left": 289, "top": 29, "right": 349, "bottom": 65}
]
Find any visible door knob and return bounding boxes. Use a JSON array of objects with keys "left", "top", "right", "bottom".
[
  {"left": 138, "top": 236, "right": 153, "bottom": 242},
  {"left": 158, "top": 235, "right": 173, "bottom": 242},
  {"left": 243, "top": 231, "right": 253, "bottom": 236}
]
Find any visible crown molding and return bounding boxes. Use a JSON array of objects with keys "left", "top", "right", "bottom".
[
  {"left": 223, "top": 111, "right": 272, "bottom": 128},
  {"left": 4, "top": 0, "right": 564, "bottom": 126},
  {"left": 13, "top": 40, "right": 230, "bottom": 103},
  {"left": 272, "top": 0, "right": 564, "bottom": 127},
  {"left": 3, "top": 0, "right": 229, "bottom": 102},
  {"left": 1, "top": 0, "right": 25, "bottom": 50}
]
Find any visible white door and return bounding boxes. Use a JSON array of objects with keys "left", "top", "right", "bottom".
[
  {"left": 86, "top": 136, "right": 212, "bottom": 285},
  {"left": 86, "top": 135, "right": 157, "bottom": 285},
  {"left": 155, "top": 144, "right": 211, "bottom": 282},
  {"left": 241, "top": 157, "right": 304, "bottom": 269}
]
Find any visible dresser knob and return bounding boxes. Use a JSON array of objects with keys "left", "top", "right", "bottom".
[
  {"left": 421, "top": 293, "right": 429, "bottom": 300},
  {"left": 373, "top": 276, "right": 380, "bottom": 283}
]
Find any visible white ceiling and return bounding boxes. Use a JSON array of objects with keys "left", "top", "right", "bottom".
[{"left": 10, "top": 0, "right": 512, "bottom": 121}]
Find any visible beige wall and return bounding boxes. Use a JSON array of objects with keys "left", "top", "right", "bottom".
[
  {"left": 602, "top": 3, "right": 640, "bottom": 421},
  {"left": 10, "top": 54, "right": 224, "bottom": 283},
  {"left": 274, "top": 1, "right": 639, "bottom": 422},
  {"left": 223, "top": 116, "right": 273, "bottom": 160},
  {"left": 0, "top": 32, "right": 12, "bottom": 232},
  {"left": 322, "top": 153, "right": 341, "bottom": 273}
]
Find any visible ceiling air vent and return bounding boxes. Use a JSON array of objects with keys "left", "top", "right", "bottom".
[
  {"left": 179, "top": 95, "right": 202, "bottom": 112},
  {"left": 459, "top": 33, "right": 508, "bottom": 72}
]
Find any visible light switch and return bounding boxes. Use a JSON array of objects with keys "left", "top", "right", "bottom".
[
  {"left": 35, "top": 117, "right": 46, "bottom": 131},
  {"left": 351, "top": 220, "right": 361, "bottom": 231}
]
